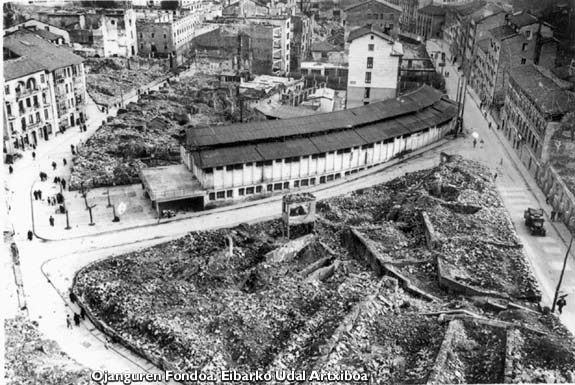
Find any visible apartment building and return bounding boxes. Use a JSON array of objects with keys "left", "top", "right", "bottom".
[
  {"left": 346, "top": 24, "right": 403, "bottom": 108},
  {"left": 415, "top": 4, "right": 446, "bottom": 39},
  {"left": 501, "top": 64, "right": 575, "bottom": 174},
  {"left": 137, "top": 8, "right": 219, "bottom": 66},
  {"left": 442, "top": 1, "right": 485, "bottom": 64},
  {"left": 398, "top": 0, "right": 433, "bottom": 33},
  {"left": 343, "top": 0, "right": 402, "bottom": 39},
  {"left": 290, "top": 13, "right": 313, "bottom": 73},
  {"left": 37, "top": 8, "right": 137, "bottom": 57},
  {"left": 3, "top": 30, "right": 86, "bottom": 156}
]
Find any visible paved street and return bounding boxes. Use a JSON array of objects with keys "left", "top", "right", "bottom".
[{"left": 4, "top": 38, "right": 575, "bottom": 378}]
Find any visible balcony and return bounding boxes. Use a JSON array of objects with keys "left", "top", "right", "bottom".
[
  {"left": 7, "top": 113, "right": 17, "bottom": 121},
  {"left": 16, "top": 87, "right": 40, "bottom": 99}
]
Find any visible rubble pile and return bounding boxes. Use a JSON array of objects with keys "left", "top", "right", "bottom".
[
  {"left": 70, "top": 76, "right": 255, "bottom": 189},
  {"left": 85, "top": 57, "right": 168, "bottom": 105},
  {"left": 73, "top": 156, "right": 575, "bottom": 383},
  {"left": 4, "top": 316, "right": 91, "bottom": 385}
]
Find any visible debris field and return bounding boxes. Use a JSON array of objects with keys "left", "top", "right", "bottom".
[{"left": 73, "top": 156, "right": 575, "bottom": 384}]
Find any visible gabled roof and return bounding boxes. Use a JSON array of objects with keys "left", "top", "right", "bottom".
[
  {"left": 344, "top": 0, "right": 401, "bottom": 13},
  {"left": 507, "top": 12, "right": 538, "bottom": 28},
  {"left": 347, "top": 24, "right": 394, "bottom": 43},
  {"left": 489, "top": 25, "right": 516, "bottom": 40},
  {"left": 24, "top": 27, "right": 62, "bottom": 41},
  {"left": 448, "top": 0, "right": 486, "bottom": 17},
  {"left": 3, "top": 30, "right": 83, "bottom": 81},
  {"left": 509, "top": 64, "right": 575, "bottom": 116},
  {"left": 311, "top": 41, "right": 340, "bottom": 52}
]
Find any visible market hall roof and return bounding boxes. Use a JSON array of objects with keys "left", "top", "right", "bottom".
[
  {"left": 3, "top": 29, "right": 83, "bottom": 81},
  {"left": 188, "top": 85, "right": 458, "bottom": 169}
]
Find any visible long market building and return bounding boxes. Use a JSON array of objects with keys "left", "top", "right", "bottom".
[{"left": 141, "top": 85, "right": 458, "bottom": 211}]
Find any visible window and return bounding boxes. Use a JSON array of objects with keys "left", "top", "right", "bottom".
[
  {"left": 66, "top": 84, "right": 69, "bottom": 93},
  {"left": 370, "top": 35, "right": 374, "bottom": 40},
  {"left": 319, "top": 176, "right": 326, "bottom": 184},
  {"left": 164, "top": 34, "right": 167, "bottom": 39},
  {"left": 35, "top": 112, "right": 40, "bottom": 122},
  {"left": 327, "top": 175, "right": 334, "bottom": 182},
  {"left": 367, "top": 57, "right": 373, "bottom": 68},
  {"left": 522, "top": 43, "right": 527, "bottom": 51},
  {"left": 365, "top": 72, "right": 372, "bottom": 84},
  {"left": 238, "top": 188, "right": 245, "bottom": 196},
  {"left": 40, "top": 74, "right": 45, "bottom": 83},
  {"left": 283, "top": 182, "right": 289, "bottom": 189},
  {"left": 44, "top": 109, "right": 49, "bottom": 119},
  {"left": 226, "top": 165, "right": 234, "bottom": 171},
  {"left": 267, "top": 184, "right": 273, "bottom": 192},
  {"left": 26, "top": 98, "right": 31, "bottom": 108},
  {"left": 364, "top": 87, "right": 371, "bottom": 99},
  {"left": 520, "top": 58, "right": 526, "bottom": 64},
  {"left": 4, "top": 85, "right": 9, "bottom": 95},
  {"left": 140, "top": 44, "right": 144, "bottom": 49},
  {"left": 216, "top": 191, "right": 225, "bottom": 199},
  {"left": 294, "top": 180, "right": 300, "bottom": 188},
  {"left": 6, "top": 103, "right": 11, "bottom": 116},
  {"left": 301, "top": 179, "right": 309, "bottom": 186},
  {"left": 256, "top": 186, "right": 263, "bottom": 193},
  {"left": 140, "top": 33, "right": 143, "bottom": 38},
  {"left": 368, "top": 44, "right": 374, "bottom": 51},
  {"left": 246, "top": 187, "right": 254, "bottom": 194},
  {"left": 226, "top": 190, "right": 233, "bottom": 198},
  {"left": 151, "top": 33, "right": 155, "bottom": 38},
  {"left": 274, "top": 183, "right": 283, "bottom": 191},
  {"left": 526, "top": 30, "right": 531, "bottom": 39},
  {"left": 29, "top": 115, "right": 34, "bottom": 124},
  {"left": 111, "top": 20, "right": 115, "bottom": 25},
  {"left": 310, "top": 178, "right": 316, "bottom": 185},
  {"left": 204, "top": 168, "right": 213, "bottom": 174}
]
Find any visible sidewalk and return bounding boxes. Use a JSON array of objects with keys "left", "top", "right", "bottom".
[{"left": 31, "top": 138, "right": 451, "bottom": 241}]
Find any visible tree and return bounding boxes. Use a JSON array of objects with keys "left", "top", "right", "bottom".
[{"left": 560, "top": 111, "right": 575, "bottom": 140}]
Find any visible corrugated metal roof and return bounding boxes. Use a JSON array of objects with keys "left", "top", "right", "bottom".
[
  {"left": 188, "top": 85, "right": 445, "bottom": 148},
  {"left": 310, "top": 130, "right": 367, "bottom": 153},
  {"left": 257, "top": 138, "right": 319, "bottom": 160}
]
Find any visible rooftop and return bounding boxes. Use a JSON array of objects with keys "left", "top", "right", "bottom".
[
  {"left": 311, "top": 41, "right": 340, "bottom": 52},
  {"left": 344, "top": 0, "right": 402, "bottom": 13},
  {"left": 347, "top": 24, "right": 395, "bottom": 43},
  {"left": 509, "top": 64, "right": 575, "bottom": 116},
  {"left": 140, "top": 164, "right": 204, "bottom": 202},
  {"left": 448, "top": 0, "right": 487, "bottom": 17},
  {"left": 418, "top": 4, "right": 446, "bottom": 16},
  {"left": 3, "top": 30, "right": 83, "bottom": 81},
  {"left": 470, "top": 3, "right": 504, "bottom": 22},
  {"left": 489, "top": 25, "right": 517, "bottom": 40},
  {"left": 254, "top": 103, "right": 320, "bottom": 119},
  {"left": 507, "top": 11, "right": 538, "bottom": 28}
]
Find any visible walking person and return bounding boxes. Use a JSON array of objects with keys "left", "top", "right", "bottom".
[
  {"left": 63, "top": 158, "right": 67, "bottom": 166},
  {"left": 61, "top": 179, "right": 67, "bottom": 190},
  {"left": 9, "top": 165, "right": 13, "bottom": 174},
  {"left": 557, "top": 296, "right": 567, "bottom": 314},
  {"left": 80, "top": 307, "right": 86, "bottom": 320},
  {"left": 49, "top": 215, "right": 54, "bottom": 227},
  {"left": 66, "top": 314, "right": 72, "bottom": 329},
  {"left": 473, "top": 138, "right": 477, "bottom": 148},
  {"left": 32, "top": 151, "right": 36, "bottom": 160},
  {"left": 551, "top": 210, "right": 556, "bottom": 221},
  {"left": 73, "top": 313, "right": 81, "bottom": 326},
  {"left": 27, "top": 230, "right": 33, "bottom": 241},
  {"left": 38, "top": 190, "right": 42, "bottom": 200},
  {"left": 33, "top": 190, "right": 38, "bottom": 201},
  {"left": 51, "top": 161, "right": 57, "bottom": 170},
  {"left": 71, "top": 144, "right": 75, "bottom": 155},
  {"left": 494, "top": 172, "right": 498, "bottom": 181}
]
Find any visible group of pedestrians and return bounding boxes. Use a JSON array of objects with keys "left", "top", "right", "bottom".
[{"left": 66, "top": 290, "right": 87, "bottom": 329}]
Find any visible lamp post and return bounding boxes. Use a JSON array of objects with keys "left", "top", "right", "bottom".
[
  {"left": 551, "top": 235, "right": 573, "bottom": 313},
  {"left": 106, "top": 189, "right": 112, "bottom": 208},
  {"left": 88, "top": 204, "right": 96, "bottom": 226}
]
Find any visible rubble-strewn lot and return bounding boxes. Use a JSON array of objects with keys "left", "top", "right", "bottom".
[
  {"left": 5, "top": 317, "right": 91, "bottom": 385},
  {"left": 85, "top": 57, "right": 168, "bottom": 106},
  {"left": 550, "top": 124, "right": 575, "bottom": 197},
  {"left": 70, "top": 76, "right": 254, "bottom": 190},
  {"left": 73, "top": 156, "right": 575, "bottom": 383}
]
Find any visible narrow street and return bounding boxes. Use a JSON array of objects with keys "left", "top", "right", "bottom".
[{"left": 5, "top": 38, "right": 575, "bottom": 377}]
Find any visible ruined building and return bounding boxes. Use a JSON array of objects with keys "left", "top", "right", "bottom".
[
  {"left": 36, "top": 8, "right": 138, "bottom": 57},
  {"left": 3, "top": 30, "right": 87, "bottom": 157}
]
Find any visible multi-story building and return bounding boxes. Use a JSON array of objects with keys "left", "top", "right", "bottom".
[
  {"left": 399, "top": 0, "right": 433, "bottom": 33},
  {"left": 290, "top": 13, "right": 313, "bottom": 73},
  {"left": 506, "top": 11, "right": 556, "bottom": 69},
  {"left": 415, "top": 4, "right": 446, "bottom": 39},
  {"left": 346, "top": 24, "right": 403, "bottom": 108},
  {"left": 343, "top": 0, "right": 402, "bottom": 39},
  {"left": 4, "top": 18, "right": 71, "bottom": 44},
  {"left": 3, "top": 30, "right": 86, "bottom": 155},
  {"left": 442, "top": 0, "right": 485, "bottom": 64},
  {"left": 222, "top": 0, "right": 270, "bottom": 17},
  {"left": 137, "top": 8, "right": 219, "bottom": 67},
  {"left": 501, "top": 64, "right": 575, "bottom": 175},
  {"left": 37, "top": 8, "right": 138, "bottom": 57},
  {"left": 470, "top": 18, "right": 558, "bottom": 108}
]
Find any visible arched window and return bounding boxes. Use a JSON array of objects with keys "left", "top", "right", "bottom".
[{"left": 26, "top": 77, "right": 37, "bottom": 90}]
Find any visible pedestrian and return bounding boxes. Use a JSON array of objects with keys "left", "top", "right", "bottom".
[
  {"left": 83, "top": 124, "right": 87, "bottom": 132},
  {"left": 473, "top": 138, "right": 477, "bottom": 148},
  {"left": 66, "top": 314, "right": 72, "bottom": 329},
  {"left": 546, "top": 196, "right": 550, "bottom": 205},
  {"left": 53, "top": 176, "right": 59, "bottom": 184},
  {"left": 38, "top": 190, "right": 42, "bottom": 200},
  {"left": 499, "top": 158, "right": 503, "bottom": 166},
  {"left": 551, "top": 210, "right": 556, "bottom": 221},
  {"left": 488, "top": 122, "right": 492, "bottom": 129},
  {"left": 557, "top": 211, "right": 563, "bottom": 222},
  {"left": 80, "top": 307, "right": 86, "bottom": 320},
  {"left": 33, "top": 190, "right": 38, "bottom": 200},
  {"left": 557, "top": 296, "right": 567, "bottom": 314},
  {"left": 49, "top": 215, "right": 54, "bottom": 226},
  {"left": 71, "top": 144, "right": 75, "bottom": 155},
  {"left": 61, "top": 179, "right": 66, "bottom": 190},
  {"left": 56, "top": 193, "right": 63, "bottom": 204},
  {"left": 32, "top": 151, "right": 36, "bottom": 160},
  {"left": 52, "top": 161, "right": 57, "bottom": 170},
  {"left": 63, "top": 158, "right": 67, "bottom": 166},
  {"left": 494, "top": 173, "right": 498, "bottom": 181},
  {"left": 73, "top": 313, "right": 80, "bottom": 326},
  {"left": 9, "top": 165, "right": 13, "bottom": 174},
  {"left": 480, "top": 139, "right": 485, "bottom": 147},
  {"left": 27, "top": 230, "right": 33, "bottom": 241}
]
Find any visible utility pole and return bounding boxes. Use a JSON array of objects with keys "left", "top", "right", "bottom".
[{"left": 551, "top": 235, "right": 573, "bottom": 313}]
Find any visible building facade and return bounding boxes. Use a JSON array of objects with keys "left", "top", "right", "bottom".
[
  {"left": 346, "top": 25, "right": 403, "bottom": 108},
  {"left": 290, "top": 13, "right": 313, "bottom": 73},
  {"left": 415, "top": 4, "right": 446, "bottom": 39},
  {"left": 3, "top": 30, "right": 86, "bottom": 156},
  {"left": 343, "top": 0, "right": 402, "bottom": 38},
  {"left": 177, "top": 85, "right": 456, "bottom": 207},
  {"left": 399, "top": 0, "right": 433, "bottom": 33},
  {"left": 501, "top": 64, "right": 575, "bottom": 175}
]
